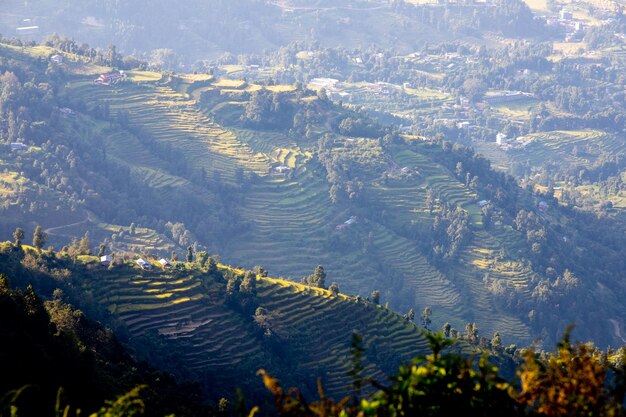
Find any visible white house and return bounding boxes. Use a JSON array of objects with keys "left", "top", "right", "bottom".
[
  {"left": 10, "top": 143, "right": 28, "bottom": 151},
  {"left": 136, "top": 259, "right": 152, "bottom": 270},
  {"left": 344, "top": 216, "right": 357, "bottom": 226},
  {"left": 496, "top": 133, "right": 507, "bottom": 145},
  {"left": 158, "top": 258, "right": 172, "bottom": 268},
  {"left": 274, "top": 165, "right": 291, "bottom": 174},
  {"left": 59, "top": 107, "right": 75, "bottom": 116},
  {"left": 100, "top": 255, "right": 112, "bottom": 265}
]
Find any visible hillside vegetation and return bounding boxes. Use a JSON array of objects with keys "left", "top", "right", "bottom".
[
  {"left": 0, "top": 241, "right": 435, "bottom": 401},
  {"left": 1, "top": 41, "right": 625, "bottom": 351}
]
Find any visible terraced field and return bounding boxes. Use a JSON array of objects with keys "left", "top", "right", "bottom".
[
  {"left": 87, "top": 264, "right": 431, "bottom": 396},
  {"left": 222, "top": 163, "right": 333, "bottom": 279},
  {"left": 67, "top": 80, "right": 270, "bottom": 182},
  {"left": 368, "top": 223, "right": 468, "bottom": 325},
  {"left": 511, "top": 130, "right": 625, "bottom": 169},
  {"left": 58, "top": 70, "right": 537, "bottom": 345}
]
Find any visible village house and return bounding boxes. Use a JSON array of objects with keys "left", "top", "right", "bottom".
[
  {"left": 335, "top": 216, "right": 358, "bottom": 231},
  {"left": 560, "top": 9, "right": 573, "bottom": 20},
  {"left": 100, "top": 255, "right": 113, "bottom": 266},
  {"left": 136, "top": 258, "right": 152, "bottom": 270},
  {"left": 94, "top": 71, "right": 126, "bottom": 86},
  {"left": 10, "top": 143, "right": 28, "bottom": 152},
  {"left": 274, "top": 165, "right": 291, "bottom": 175},
  {"left": 158, "top": 258, "right": 172, "bottom": 268}
]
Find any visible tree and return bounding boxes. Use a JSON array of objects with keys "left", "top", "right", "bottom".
[
  {"left": 78, "top": 233, "right": 91, "bottom": 255},
  {"left": 329, "top": 282, "right": 340, "bottom": 296},
  {"left": 455, "top": 162, "right": 464, "bottom": 178},
  {"left": 442, "top": 322, "right": 451, "bottom": 338},
  {"left": 129, "top": 223, "right": 136, "bottom": 235},
  {"left": 421, "top": 307, "right": 432, "bottom": 330},
  {"left": 425, "top": 187, "right": 435, "bottom": 214},
  {"left": 207, "top": 257, "right": 218, "bottom": 273},
  {"left": 462, "top": 78, "right": 486, "bottom": 102},
  {"left": 12, "top": 227, "right": 24, "bottom": 246},
  {"left": 33, "top": 225, "right": 46, "bottom": 251},
  {"left": 370, "top": 290, "right": 380, "bottom": 305},
  {"left": 407, "top": 308, "right": 415, "bottom": 322},
  {"left": 491, "top": 332, "right": 503, "bottom": 351},
  {"left": 98, "top": 244, "right": 107, "bottom": 257},
  {"left": 240, "top": 271, "right": 257, "bottom": 295},
  {"left": 171, "top": 251, "right": 178, "bottom": 262},
  {"left": 254, "top": 265, "right": 268, "bottom": 277},
  {"left": 186, "top": 246, "right": 194, "bottom": 263},
  {"left": 302, "top": 265, "right": 326, "bottom": 288},
  {"left": 196, "top": 251, "right": 209, "bottom": 268}
]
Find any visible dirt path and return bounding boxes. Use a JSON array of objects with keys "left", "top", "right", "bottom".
[{"left": 44, "top": 211, "right": 96, "bottom": 236}]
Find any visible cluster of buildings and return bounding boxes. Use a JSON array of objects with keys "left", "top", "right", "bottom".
[
  {"left": 544, "top": 8, "right": 585, "bottom": 42},
  {"left": 99, "top": 255, "right": 173, "bottom": 270},
  {"left": 94, "top": 71, "right": 127, "bottom": 86},
  {"left": 496, "top": 134, "right": 535, "bottom": 151}
]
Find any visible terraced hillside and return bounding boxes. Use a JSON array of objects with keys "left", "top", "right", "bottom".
[
  {"left": 51, "top": 67, "right": 544, "bottom": 345},
  {"left": 68, "top": 80, "right": 270, "bottom": 183},
  {"left": 3, "top": 44, "right": 609, "bottom": 347},
  {"left": 85, "top": 261, "right": 431, "bottom": 397},
  {"left": 475, "top": 130, "right": 626, "bottom": 176}
]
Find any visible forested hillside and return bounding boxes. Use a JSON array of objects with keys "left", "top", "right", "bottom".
[{"left": 0, "top": 41, "right": 625, "bottom": 351}]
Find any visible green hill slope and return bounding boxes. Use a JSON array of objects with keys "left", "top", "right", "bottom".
[
  {"left": 0, "top": 243, "right": 432, "bottom": 399},
  {"left": 1, "top": 43, "right": 625, "bottom": 351},
  {"left": 90, "top": 263, "right": 431, "bottom": 397}
]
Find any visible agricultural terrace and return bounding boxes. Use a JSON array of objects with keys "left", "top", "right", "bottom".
[
  {"left": 85, "top": 262, "right": 431, "bottom": 397},
  {"left": 510, "top": 130, "right": 624, "bottom": 169},
  {"left": 67, "top": 78, "right": 271, "bottom": 183},
  {"left": 60, "top": 69, "right": 537, "bottom": 344}
]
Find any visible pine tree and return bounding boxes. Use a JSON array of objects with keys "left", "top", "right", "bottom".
[
  {"left": 186, "top": 246, "right": 194, "bottom": 263},
  {"left": 98, "top": 244, "right": 107, "bottom": 257},
  {"left": 370, "top": 290, "right": 380, "bottom": 305},
  {"left": 32, "top": 225, "right": 46, "bottom": 251},
  {"left": 421, "top": 307, "right": 432, "bottom": 330},
  {"left": 207, "top": 257, "right": 217, "bottom": 273},
  {"left": 442, "top": 322, "right": 451, "bottom": 338},
  {"left": 171, "top": 251, "right": 178, "bottom": 262},
  {"left": 240, "top": 271, "right": 257, "bottom": 295},
  {"left": 78, "top": 233, "right": 91, "bottom": 255},
  {"left": 407, "top": 308, "right": 415, "bottom": 322},
  {"left": 309, "top": 265, "right": 326, "bottom": 289},
  {"left": 491, "top": 332, "right": 503, "bottom": 351},
  {"left": 196, "top": 251, "right": 209, "bottom": 268},
  {"left": 12, "top": 227, "right": 24, "bottom": 246}
]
